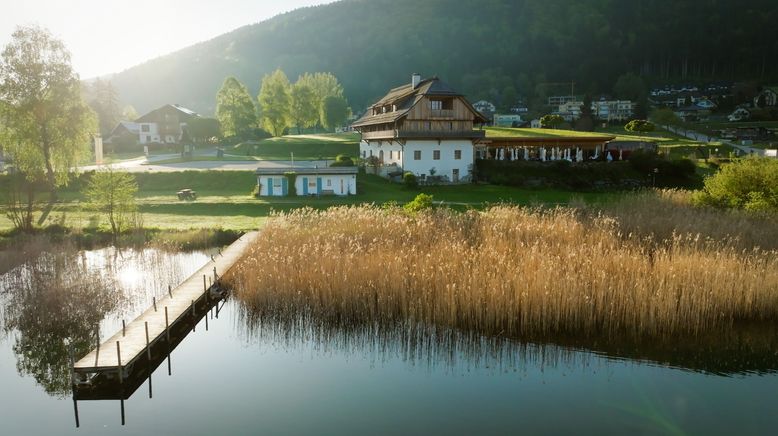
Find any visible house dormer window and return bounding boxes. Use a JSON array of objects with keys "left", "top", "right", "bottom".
[{"left": 431, "top": 100, "right": 443, "bottom": 110}]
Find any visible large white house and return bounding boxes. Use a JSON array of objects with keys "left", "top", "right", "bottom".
[
  {"left": 352, "top": 74, "right": 488, "bottom": 183},
  {"left": 106, "top": 104, "right": 200, "bottom": 145}
]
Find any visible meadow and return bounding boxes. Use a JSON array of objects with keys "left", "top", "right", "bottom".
[{"left": 226, "top": 190, "right": 778, "bottom": 340}]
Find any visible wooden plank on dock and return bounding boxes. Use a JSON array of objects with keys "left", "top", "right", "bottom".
[{"left": 74, "top": 231, "right": 258, "bottom": 373}]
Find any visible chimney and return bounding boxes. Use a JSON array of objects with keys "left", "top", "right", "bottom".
[{"left": 412, "top": 73, "right": 421, "bottom": 89}]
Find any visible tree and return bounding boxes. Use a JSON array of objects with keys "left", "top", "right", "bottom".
[
  {"left": 539, "top": 114, "right": 564, "bottom": 129},
  {"left": 216, "top": 76, "right": 257, "bottom": 138},
  {"left": 297, "top": 72, "right": 344, "bottom": 128},
  {"left": 613, "top": 73, "right": 646, "bottom": 101},
  {"left": 186, "top": 117, "right": 220, "bottom": 143},
  {"left": 650, "top": 107, "right": 680, "bottom": 129},
  {"left": 321, "top": 95, "right": 349, "bottom": 131},
  {"left": 258, "top": 69, "right": 291, "bottom": 136},
  {"left": 83, "top": 168, "right": 139, "bottom": 237},
  {"left": 289, "top": 82, "right": 318, "bottom": 134},
  {"left": 625, "top": 119, "right": 655, "bottom": 133},
  {"left": 122, "top": 105, "right": 139, "bottom": 121},
  {"left": 86, "top": 78, "right": 121, "bottom": 136},
  {"left": 576, "top": 95, "right": 595, "bottom": 131},
  {"left": 0, "top": 26, "right": 96, "bottom": 198},
  {"left": 692, "top": 157, "right": 778, "bottom": 212}
]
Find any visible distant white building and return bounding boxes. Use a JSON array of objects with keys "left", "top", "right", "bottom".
[
  {"left": 255, "top": 167, "right": 358, "bottom": 196},
  {"left": 352, "top": 74, "right": 488, "bottom": 183}
]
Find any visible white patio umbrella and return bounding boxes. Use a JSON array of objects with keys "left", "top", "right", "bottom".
[
  {"left": 606, "top": 151, "right": 613, "bottom": 162},
  {"left": 619, "top": 149, "right": 623, "bottom": 161}
]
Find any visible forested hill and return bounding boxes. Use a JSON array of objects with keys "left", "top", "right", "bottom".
[{"left": 108, "top": 0, "right": 778, "bottom": 115}]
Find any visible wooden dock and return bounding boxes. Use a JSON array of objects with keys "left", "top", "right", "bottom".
[{"left": 73, "top": 231, "right": 258, "bottom": 377}]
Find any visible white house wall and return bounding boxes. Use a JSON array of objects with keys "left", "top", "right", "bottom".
[
  {"left": 257, "top": 174, "right": 356, "bottom": 196},
  {"left": 403, "top": 140, "right": 473, "bottom": 182},
  {"left": 361, "top": 139, "right": 473, "bottom": 182},
  {"left": 360, "top": 140, "right": 404, "bottom": 166}
]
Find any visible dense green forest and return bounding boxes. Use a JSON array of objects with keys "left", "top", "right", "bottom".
[{"left": 107, "top": 0, "right": 778, "bottom": 115}]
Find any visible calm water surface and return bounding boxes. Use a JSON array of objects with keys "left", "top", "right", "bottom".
[{"left": 0, "top": 245, "right": 777, "bottom": 435}]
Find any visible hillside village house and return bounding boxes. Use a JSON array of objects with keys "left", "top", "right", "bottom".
[
  {"left": 255, "top": 167, "right": 357, "bottom": 196},
  {"left": 352, "top": 74, "right": 488, "bottom": 183},
  {"left": 106, "top": 104, "right": 200, "bottom": 145},
  {"left": 556, "top": 98, "right": 635, "bottom": 122},
  {"left": 754, "top": 86, "right": 778, "bottom": 107}
]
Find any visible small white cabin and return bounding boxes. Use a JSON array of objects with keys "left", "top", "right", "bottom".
[{"left": 255, "top": 167, "right": 358, "bottom": 197}]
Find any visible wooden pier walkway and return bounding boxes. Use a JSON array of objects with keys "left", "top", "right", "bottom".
[{"left": 73, "top": 231, "right": 258, "bottom": 376}]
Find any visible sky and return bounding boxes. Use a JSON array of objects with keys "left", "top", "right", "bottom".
[{"left": 0, "top": 0, "right": 332, "bottom": 79}]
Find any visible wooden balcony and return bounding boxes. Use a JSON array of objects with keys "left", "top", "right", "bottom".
[
  {"left": 429, "top": 109, "right": 455, "bottom": 118},
  {"left": 361, "top": 129, "right": 485, "bottom": 140}
]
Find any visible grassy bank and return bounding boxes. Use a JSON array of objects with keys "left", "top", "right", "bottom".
[
  {"left": 230, "top": 133, "right": 359, "bottom": 160},
  {"left": 0, "top": 172, "right": 617, "bottom": 232},
  {"left": 227, "top": 191, "right": 778, "bottom": 341}
]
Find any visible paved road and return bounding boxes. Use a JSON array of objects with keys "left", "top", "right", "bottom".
[
  {"left": 81, "top": 151, "right": 331, "bottom": 173},
  {"left": 664, "top": 126, "right": 765, "bottom": 156}
]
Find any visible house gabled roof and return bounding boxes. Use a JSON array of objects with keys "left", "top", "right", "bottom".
[
  {"left": 136, "top": 104, "right": 200, "bottom": 124},
  {"left": 108, "top": 121, "right": 140, "bottom": 137},
  {"left": 351, "top": 76, "right": 487, "bottom": 128}
]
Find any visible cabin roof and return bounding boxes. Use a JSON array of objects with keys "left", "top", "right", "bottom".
[
  {"left": 255, "top": 166, "right": 358, "bottom": 176},
  {"left": 352, "top": 76, "right": 487, "bottom": 128}
]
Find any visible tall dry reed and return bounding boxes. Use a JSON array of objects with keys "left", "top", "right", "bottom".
[{"left": 226, "top": 198, "right": 778, "bottom": 341}]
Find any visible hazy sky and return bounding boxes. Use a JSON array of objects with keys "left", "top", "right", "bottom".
[{"left": 0, "top": 0, "right": 332, "bottom": 79}]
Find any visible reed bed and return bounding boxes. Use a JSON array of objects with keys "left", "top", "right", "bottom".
[{"left": 226, "top": 195, "right": 778, "bottom": 341}]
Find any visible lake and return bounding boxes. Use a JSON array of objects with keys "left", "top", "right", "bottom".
[{"left": 1, "top": 244, "right": 777, "bottom": 435}]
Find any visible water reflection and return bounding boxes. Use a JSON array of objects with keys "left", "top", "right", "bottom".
[
  {"left": 0, "top": 243, "right": 210, "bottom": 398},
  {"left": 236, "top": 303, "right": 778, "bottom": 377}
]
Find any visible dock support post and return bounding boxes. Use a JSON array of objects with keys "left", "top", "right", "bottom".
[
  {"left": 153, "top": 296, "right": 157, "bottom": 312},
  {"left": 73, "top": 398, "right": 80, "bottom": 428},
  {"left": 168, "top": 284, "right": 173, "bottom": 298},
  {"left": 205, "top": 308, "right": 209, "bottom": 331},
  {"left": 213, "top": 267, "right": 217, "bottom": 283},
  {"left": 148, "top": 373, "right": 153, "bottom": 399},
  {"left": 122, "top": 320, "right": 125, "bottom": 337},
  {"left": 191, "top": 300, "right": 196, "bottom": 332},
  {"left": 145, "top": 321, "right": 151, "bottom": 361},
  {"left": 116, "top": 341, "right": 123, "bottom": 384},
  {"left": 165, "top": 306, "right": 170, "bottom": 342},
  {"left": 94, "top": 329, "right": 100, "bottom": 368},
  {"left": 120, "top": 399, "right": 125, "bottom": 426},
  {"left": 203, "top": 275, "right": 206, "bottom": 292}
]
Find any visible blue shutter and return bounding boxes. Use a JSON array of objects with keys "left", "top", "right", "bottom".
[
  {"left": 267, "top": 177, "right": 273, "bottom": 196},
  {"left": 302, "top": 177, "right": 308, "bottom": 195},
  {"left": 281, "top": 177, "right": 288, "bottom": 196},
  {"left": 316, "top": 177, "right": 323, "bottom": 194}
]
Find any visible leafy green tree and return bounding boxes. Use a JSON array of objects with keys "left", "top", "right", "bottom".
[
  {"left": 186, "top": 117, "right": 220, "bottom": 143},
  {"left": 613, "top": 73, "right": 646, "bottom": 101},
  {"left": 84, "top": 168, "right": 139, "bottom": 237},
  {"left": 216, "top": 76, "right": 257, "bottom": 138},
  {"left": 625, "top": 119, "right": 655, "bottom": 133},
  {"left": 320, "top": 95, "right": 349, "bottom": 131},
  {"left": 539, "top": 114, "right": 565, "bottom": 129},
  {"left": 122, "top": 105, "right": 139, "bottom": 121},
  {"left": 86, "top": 78, "right": 121, "bottom": 136},
  {"left": 258, "top": 69, "right": 291, "bottom": 136},
  {"left": 650, "top": 107, "right": 680, "bottom": 129},
  {"left": 576, "top": 95, "right": 595, "bottom": 131},
  {"left": 0, "top": 26, "right": 96, "bottom": 197},
  {"left": 289, "top": 82, "right": 318, "bottom": 134},
  {"left": 692, "top": 158, "right": 778, "bottom": 212},
  {"left": 297, "top": 72, "right": 344, "bottom": 127}
]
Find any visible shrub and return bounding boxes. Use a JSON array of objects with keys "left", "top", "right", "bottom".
[
  {"left": 402, "top": 172, "right": 418, "bottom": 189},
  {"left": 625, "top": 119, "right": 655, "bottom": 133},
  {"left": 403, "top": 193, "right": 433, "bottom": 213},
  {"left": 330, "top": 155, "right": 355, "bottom": 167},
  {"left": 692, "top": 157, "right": 778, "bottom": 211}
]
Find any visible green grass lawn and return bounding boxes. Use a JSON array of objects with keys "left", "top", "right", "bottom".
[
  {"left": 230, "top": 132, "right": 360, "bottom": 160},
  {"left": 484, "top": 127, "right": 613, "bottom": 138},
  {"left": 0, "top": 171, "right": 618, "bottom": 232}
]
